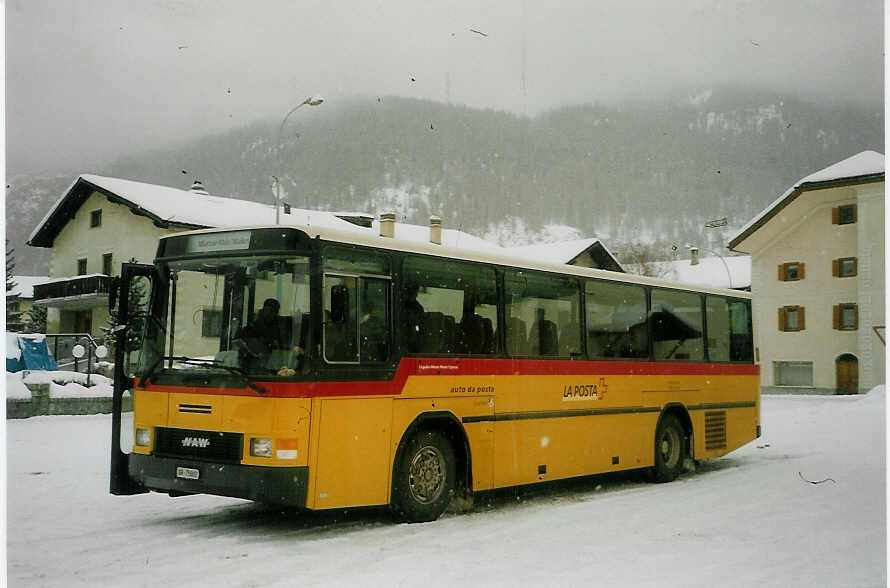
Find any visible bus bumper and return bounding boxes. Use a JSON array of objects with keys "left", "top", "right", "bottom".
[{"left": 128, "top": 454, "right": 308, "bottom": 508}]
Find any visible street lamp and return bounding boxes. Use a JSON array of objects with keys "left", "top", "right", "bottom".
[{"left": 275, "top": 95, "right": 324, "bottom": 224}]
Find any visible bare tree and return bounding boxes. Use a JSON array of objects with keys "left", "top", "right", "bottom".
[{"left": 614, "top": 241, "right": 672, "bottom": 278}]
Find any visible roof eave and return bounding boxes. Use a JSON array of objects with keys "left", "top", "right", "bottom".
[
  {"left": 26, "top": 176, "right": 209, "bottom": 248},
  {"left": 729, "top": 172, "right": 885, "bottom": 251}
]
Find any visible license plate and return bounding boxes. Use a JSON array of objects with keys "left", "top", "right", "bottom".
[{"left": 176, "top": 467, "right": 200, "bottom": 480}]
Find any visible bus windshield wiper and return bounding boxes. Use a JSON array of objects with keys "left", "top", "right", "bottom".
[
  {"left": 172, "top": 356, "right": 268, "bottom": 395},
  {"left": 140, "top": 354, "right": 169, "bottom": 386}
]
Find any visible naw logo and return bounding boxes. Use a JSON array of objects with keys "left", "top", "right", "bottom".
[{"left": 181, "top": 437, "right": 211, "bottom": 448}]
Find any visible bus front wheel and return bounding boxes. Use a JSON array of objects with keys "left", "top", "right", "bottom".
[
  {"left": 392, "top": 430, "right": 456, "bottom": 523},
  {"left": 652, "top": 414, "right": 686, "bottom": 483}
]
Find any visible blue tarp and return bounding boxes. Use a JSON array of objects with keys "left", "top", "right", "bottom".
[
  {"left": 20, "top": 338, "right": 57, "bottom": 371},
  {"left": 6, "top": 336, "right": 57, "bottom": 372},
  {"left": 6, "top": 356, "right": 23, "bottom": 373}
]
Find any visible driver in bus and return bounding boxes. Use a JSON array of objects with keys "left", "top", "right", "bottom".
[{"left": 236, "top": 298, "right": 304, "bottom": 375}]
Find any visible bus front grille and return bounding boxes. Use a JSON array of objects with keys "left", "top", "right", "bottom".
[
  {"left": 154, "top": 427, "right": 243, "bottom": 463},
  {"left": 704, "top": 411, "right": 727, "bottom": 450}
]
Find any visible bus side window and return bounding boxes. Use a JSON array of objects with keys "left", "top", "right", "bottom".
[
  {"left": 324, "top": 276, "right": 358, "bottom": 362},
  {"left": 650, "top": 289, "right": 704, "bottom": 361},
  {"left": 728, "top": 300, "right": 754, "bottom": 362},
  {"left": 585, "top": 281, "right": 648, "bottom": 359},
  {"left": 706, "top": 296, "right": 730, "bottom": 362},
  {"left": 506, "top": 270, "right": 580, "bottom": 358},
  {"left": 402, "top": 256, "right": 498, "bottom": 356},
  {"left": 359, "top": 278, "right": 390, "bottom": 362}
]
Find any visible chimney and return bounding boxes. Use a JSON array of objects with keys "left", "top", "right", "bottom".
[
  {"left": 190, "top": 180, "right": 208, "bottom": 195},
  {"left": 690, "top": 247, "right": 700, "bottom": 266},
  {"left": 429, "top": 216, "right": 442, "bottom": 245},
  {"left": 379, "top": 212, "right": 396, "bottom": 238}
]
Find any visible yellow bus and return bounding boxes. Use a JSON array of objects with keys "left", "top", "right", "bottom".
[{"left": 109, "top": 224, "right": 760, "bottom": 522}]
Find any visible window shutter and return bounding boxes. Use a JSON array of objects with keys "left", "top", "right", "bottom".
[
  {"left": 852, "top": 204, "right": 858, "bottom": 223},
  {"left": 778, "top": 307, "right": 786, "bottom": 331},
  {"left": 798, "top": 307, "right": 806, "bottom": 331},
  {"left": 832, "top": 207, "right": 840, "bottom": 224},
  {"left": 852, "top": 258, "right": 858, "bottom": 275},
  {"left": 854, "top": 304, "right": 859, "bottom": 329},
  {"left": 778, "top": 264, "right": 785, "bottom": 281},
  {"left": 833, "top": 305, "right": 840, "bottom": 330},
  {"left": 798, "top": 262, "right": 805, "bottom": 280},
  {"left": 832, "top": 259, "right": 839, "bottom": 277}
]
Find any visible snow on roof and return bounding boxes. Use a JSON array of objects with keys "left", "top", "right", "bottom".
[
  {"left": 8, "top": 276, "right": 50, "bottom": 298},
  {"left": 640, "top": 256, "right": 751, "bottom": 290},
  {"left": 798, "top": 150, "right": 885, "bottom": 185},
  {"left": 372, "top": 219, "right": 502, "bottom": 252},
  {"left": 30, "top": 173, "right": 626, "bottom": 268},
  {"left": 80, "top": 174, "right": 330, "bottom": 229},
  {"left": 504, "top": 238, "right": 600, "bottom": 264},
  {"left": 670, "top": 256, "right": 750, "bottom": 289},
  {"left": 730, "top": 151, "right": 884, "bottom": 248},
  {"left": 26, "top": 174, "right": 361, "bottom": 245},
  {"left": 28, "top": 173, "right": 504, "bottom": 252}
]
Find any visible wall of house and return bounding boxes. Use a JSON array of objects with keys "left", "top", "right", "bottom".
[
  {"left": 857, "top": 184, "right": 886, "bottom": 390},
  {"left": 46, "top": 192, "right": 181, "bottom": 338},
  {"left": 751, "top": 182, "right": 884, "bottom": 394},
  {"left": 50, "top": 192, "right": 180, "bottom": 278}
]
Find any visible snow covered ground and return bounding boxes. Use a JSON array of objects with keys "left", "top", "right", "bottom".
[
  {"left": 5, "top": 371, "right": 113, "bottom": 400},
  {"left": 7, "top": 389, "right": 886, "bottom": 587}
]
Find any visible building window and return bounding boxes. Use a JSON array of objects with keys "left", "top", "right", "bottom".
[
  {"left": 77, "top": 258, "right": 88, "bottom": 275},
  {"left": 102, "top": 253, "right": 113, "bottom": 276},
  {"left": 833, "top": 303, "right": 858, "bottom": 331},
  {"left": 833, "top": 257, "right": 857, "bottom": 278},
  {"left": 778, "top": 306, "right": 805, "bottom": 332},
  {"left": 90, "top": 209, "right": 102, "bottom": 228},
  {"left": 778, "top": 262, "right": 805, "bottom": 281},
  {"left": 833, "top": 204, "right": 857, "bottom": 225},
  {"left": 201, "top": 309, "right": 222, "bottom": 338},
  {"left": 774, "top": 361, "right": 814, "bottom": 387}
]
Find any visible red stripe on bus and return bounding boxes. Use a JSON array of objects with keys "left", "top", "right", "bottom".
[{"left": 137, "top": 358, "right": 759, "bottom": 398}]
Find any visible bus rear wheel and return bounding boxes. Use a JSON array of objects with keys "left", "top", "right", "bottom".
[
  {"left": 392, "top": 430, "right": 455, "bottom": 523},
  {"left": 652, "top": 414, "right": 686, "bottom": 483}
]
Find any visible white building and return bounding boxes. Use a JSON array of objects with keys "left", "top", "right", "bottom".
[{"left": 730, "top": 151, "right": 885, "bottom": 394}]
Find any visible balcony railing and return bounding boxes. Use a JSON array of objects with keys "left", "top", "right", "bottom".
[{"left": 33, "top": 275, "right": 113, "bottom": 303}]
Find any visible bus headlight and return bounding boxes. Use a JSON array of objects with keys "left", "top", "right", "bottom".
[
  {"left": 250, "top": 438, "right": 274, "bottom": 458},
  {"left": 135, "top": 428, "right": 151, "bottom": 447}
]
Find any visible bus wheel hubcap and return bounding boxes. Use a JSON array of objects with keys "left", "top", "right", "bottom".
[
  {"left": 660, "top": 429, "right": 680, "bottom": 467},
  {"left": 408, "top": 446, "right": 445, "bottom": 504}
]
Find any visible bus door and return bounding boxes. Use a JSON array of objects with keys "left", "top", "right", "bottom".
[
  {"left": 311, "top": 247, "right": 395, "bottom": 508},
  {"left": 110, "top": 262, "right": 157, "bottom": 496}
]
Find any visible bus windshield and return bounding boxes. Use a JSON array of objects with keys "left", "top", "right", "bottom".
[{"left": 140, "top": 254, "right": 311, "bottom": 379}]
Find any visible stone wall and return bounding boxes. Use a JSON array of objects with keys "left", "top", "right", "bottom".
[{"left": 7, "top": 382, "right": 132, "bottom": 419}]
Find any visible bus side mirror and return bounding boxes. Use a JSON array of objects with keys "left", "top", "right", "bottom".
[{"left": 331, "top": 285, "right": 349, "bottom": 324}]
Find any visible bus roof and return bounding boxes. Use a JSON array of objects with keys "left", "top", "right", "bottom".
[{"left": 160, "top": 224, "right": 752, "bottom": 299}]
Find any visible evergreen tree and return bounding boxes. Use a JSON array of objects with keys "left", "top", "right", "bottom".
[
  {"left": 24, "top": 305, "right": 47, "bottom": 333},
  {"left": 102, "top": 277, "right": 149, "bottom": 352},
  {"left": 6, "top": 240, "right": 24, "bottom": 331}
]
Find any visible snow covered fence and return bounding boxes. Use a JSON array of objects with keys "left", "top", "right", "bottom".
[{"left": 5, "top": 370, "right": 129, "bottom": 419}]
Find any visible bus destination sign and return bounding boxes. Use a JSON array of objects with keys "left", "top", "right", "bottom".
[{"left": 186, "top": 231, "right": 252, "bottom": 253}]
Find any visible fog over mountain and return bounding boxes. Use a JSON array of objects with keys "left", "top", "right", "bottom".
[
  {"left": 7, "top": 88, "right": 882, "bottom": 274},
  {"left": 6, "top": 0, "right": 883, "bottom": 175}
]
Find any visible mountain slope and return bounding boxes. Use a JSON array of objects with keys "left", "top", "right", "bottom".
[{"left": 7, "top": 89, "right": 883, "bottom": 274}]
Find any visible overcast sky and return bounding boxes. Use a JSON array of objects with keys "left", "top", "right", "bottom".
[{"left": 6, "top": 0, "right": 884, "bottom": 175}]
